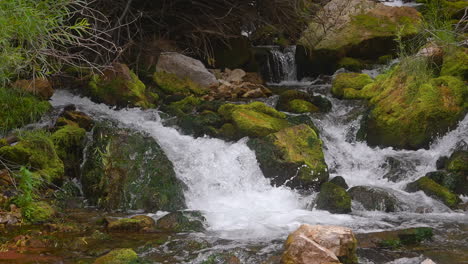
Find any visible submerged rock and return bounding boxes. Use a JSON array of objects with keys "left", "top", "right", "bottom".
[
  {"left": 316, "top": 182, "right": 352, "bottom": 214},
  {"left": 155, "top": 211, "right": 205, "bottom": 232},
  {"left": 81, "top": 123, "right": 185, "bottom": 212},
  {"left": 93, "top": 248, "right": 139, "bottom": 264},
  {"left": 281, "top": 224, "right": 358, "bottom": 264},
  {"left": 406, "top": 176, "right": 461, "bottom": 209},
  {"left": 106, "top": 215, "right": 156, "bottom": 232},
  {"left": 356, "top": 227, "right": 433, "bottom": 249},
  {"left": 88, "top": 63, "right": 157, "bottom": 109},
  {"left": 248, "top": 124, "right": 329, "bottom": 190},
  {"left": 348, "top": 186, "right": 400, "bottom": 212}
]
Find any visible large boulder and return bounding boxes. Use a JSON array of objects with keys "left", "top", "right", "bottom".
[
  {"left": 425, "top": 150, "right": 468, "bottom": 195},
  {"left": 281, "top": 224, "right": 358, "bottom": 264},
  {"left": 81, "top": 123, "right": 186, "bottom": 212},
  {"left": 156, "top": 52, "right": 218, "bottom": 88},
  {"left": 88, "top": 63, "right": 157, "bottom": 109},
  {"left": 406, "top": 176, "right": 461, "bottom": 209},
  {"left": 331, "top": 73, "right": 373, "bottom": 99},
  {"left": 297, "top": 0, "right": 421, "bottom": 76},
  {"left": 248, "top": 124, "right": 329, "bottom": 190},
  {"left": 218, "top": 102, "right": 290, "bottom": 139},
  {"left": 348, "top": 186, "right": 400, "bottom": 212},
  {"left": 356, "top": 65, "right": 467, "bottom": 150},
  {"left": 316, "top": 182, "right": 352, "bottom": 214}
]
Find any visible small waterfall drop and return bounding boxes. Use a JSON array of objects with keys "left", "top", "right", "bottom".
[{"left": 260, "top": 46, "right": 297, "bottom": 84}]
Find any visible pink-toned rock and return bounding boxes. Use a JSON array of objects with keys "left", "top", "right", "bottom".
[{"left": 281, "top": 224, "right": 358, "bottom": 264}]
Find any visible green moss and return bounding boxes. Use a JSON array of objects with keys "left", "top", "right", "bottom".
[
  {"left": 276, "top": 90, "right": 322, "bottom": 113},
  {"left": 407, "top": 176, "right": 461, "bottom": 208},
  {"left": 287, "top": 99, "right": 319, "bottom": 113},
  {"left": 0, "top": 130, "right": 64, "bottom": 183},
  {"left": 358, "top": 65, "right": 467, "bottom": 149},
  {"left": 378, "top": 55, "right": 394, "bottom": 64},
  {"left": 163, "top": 96, "right": 203, "bottom": 116},
  {"left": 247, "top": 124, "right": 329, "bottom": 190},
  {"left": 153, "top": 71, "right": 207, "bottom": 96},
  {"left": 93, "top": 248, "right": 139, "bottom": 264},
  {"left": 89, "top": 66, "right": 156, "bottom": 109},
  {"left": 51, "top": 125, "right": 86, "bottom": 178},
  {"left": 332, "top": 73, "right": 373, "bottom": 99},
  {"left": 25, "top": 201, "right": 55, "bottom": 223},
  {"left": 107, "top": 216, "right": 154, "bottom": 232},
  {"left": 440, "top": 47, "right": 468, "bottom": 80},
  {"left": 316, "top": 182, "right": 351, "bottom": 214},
  {"left": 338, "top": 57, "right": 366, "bottom": 71},
  {"left": 447, "top": 150, "right": 468, "bottom": 173},
  {"left": 0, "top": 87, "right": 51, "bottom": 133},
  {"left": 156, "top": 211, "right": 205, "bottom": 232}
]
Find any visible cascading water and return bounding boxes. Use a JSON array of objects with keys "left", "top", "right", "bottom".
[{"left": 260, "top": 46, "right": 298, "bottom": 84}]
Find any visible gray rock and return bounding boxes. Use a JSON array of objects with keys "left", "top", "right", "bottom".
[{"left": 348, "top": 186, "right": 400, "bottom": 212}]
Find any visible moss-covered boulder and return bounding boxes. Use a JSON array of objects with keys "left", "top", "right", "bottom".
[
  {"left": 93, "top": 248, "right": 139, "bottom": 264},
  {"left": 357, "top": 66, "right": 467, "bottom": 150},
  {"left": 106, "top": 215, "right": 156, "bottom": 232},
  {"left": 406, "top": 176, "right": 461, "bottom": 208},
  {"left": 0, "top": 87, "right": 51, "bottom": 133},
  {"left": 160, "top": 96, "right": 203, "bottom": 117},
  {"left": 153, "top": 71, "right": 207, "bottom": 98},
  {"left": 155, "top": 211, "right": 205, "bottom": 232},
  {"left": 441, "top": 47, "right": 468, "bottom": 80},
  {"left": 88, "top": 63, "right": 157, "bottom": 109},
  {"left": 51, "top": 125, "right": 86, "bottom": 179},
  {"left": 297, "top": 0, "right": 421, "bottom": 75},
  {"left": 0, "top": 130, "right": 64, "bottom": 183},
  {"left": 331, "top": 73, "right": 373, "bottom": 99},
  {"left": 248, "top": 124, "right": 329, "bottom": 190},
  {"left": 55, "top": 107, "right": 94, "bottom": 131},
  {"left": 276, "top": 90, "right": 324, "bottom": 113},
  {"left": 348, "top": 186, "right": 400, "bottom": 212},
  {"left": 447, "top": 150, "right": 468, "bottom": 174},
  {"left": 174, "top": 111, "right": 223, "bottom": 138},
  {"left": 81, "top": 122, "right": 185, "bottom": 212},
  {"left": 337, "top": 57, "right": 366, "bottom": 71},
  {"left": 316, "top": 182, "right": 352, "bottom": 214},
  {"left": 218, "top": 102, "right": 290, "bottom": 138},
  {"left": 426, "top": 170, "right": 467, "bottom": 196}
]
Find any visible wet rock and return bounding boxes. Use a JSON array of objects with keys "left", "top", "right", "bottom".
[
  {"left": 276, "top": 90, "right": 320, "bottom": 113},
  {"left": 88, "top": 62, "right": 157, "bottom": 109},
  {"left": 218, "top": 102, "right": 289, "bottom": 138},
  {"left": 348, "top": 186, "right": 399, "bottom": 212},
  {"left": 106, "top": 215, "right": 155, "bottom": 232},
  {"left": 316, "top": 182, "right": 352, "bottom": 214},
  {"left": 201, "top": 252, "right": 241, "bottom": 264},
  {"left": 406, "top": 176, "right": 461, "bottom": 209},
  {"left": 331, "top": 73, "right": 373, "bottom": 99},
  {"left": 156, "top": 52, "right": 218, "bottom": 88},
  {"left": 356, "top": 227, "right": 433, "bottom": 248},
  {"left": 56, "top": 109, "right": 94, "bottom": 131},
  {"left": 207, "top": 69, "right": 272, "bottom": 100},
  {"left": 81, "top": 122, "right": 186, "bottom": 212},
  {"left": 281, "top": 224, "right": 358, "bottom": 264},
  {"left": 51, "top": 125, "right": 87, "bottom": 179},
  {"left": 329, "top": 176, "right": 349, "bottom": 190},
  {"left": 425, "top": 170, "right": 467, "bottom": 196},
  {"left": 155, "top": 211, "right": 205, "bottom": 232},
  {"left": 153, "top": 71, "right": 207, "bottom": 98},
  {"left": 297, "top": 0, "right": 421, "bottom": 76},
  {"left": 93, "top": 248, "right": 139, "bottom": 264},
  {"left": 0, "top": 205, "right": 22, "bottom": 225},
  {"left": 12, "top": 78, "right": 54, "bottom": 99},
  {"left": 446, "top": 150, "right": 468, "bottom": 175},
  {"left": 248, "top": 124, "right": 329, "bottom": 190},
  {"left": 421, "top": 259, "right": 437, "bottom": 264},
  {"left": 436, "top": 156, "right": 449, "bottom": 170}
]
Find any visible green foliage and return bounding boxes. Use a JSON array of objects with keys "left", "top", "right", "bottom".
[
  {"left": 0, "top": 0, "right": 89, "bottom": 84},
  {"left": 0, "top": 87, "right": 51, "bottom": 134},
  {"left": 12, "top": 167, "right": 41, "bottom": 221}
]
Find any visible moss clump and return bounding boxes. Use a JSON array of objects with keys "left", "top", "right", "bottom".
[
  {"left": 89, "top": 64, "right": 156, "bottom": 109},
  {"left": 51, "top": 125, "right": 86, "bottom": 178},
  {"left": 162, "top": 96, "right": 203, "bottom": 116},
  {"left": 0, "top": 130, "right": 64, "bottom": 183},
  {"left": 0, "top": 87, "right": 51, "bottom": 133},
  {"left": 26, "top": 201, "right": 56, "bottom": 223},
  {"left": 276, "top": 90, "right": 323, "bottom": 113},
  {"left": 218, "top": 102, "right": 289, "bottom": 138},
  {"left": 357, "top": 66, "right": 467, "bottom": 149},
  {"left": 93, "top": 248, "right": 139, "bottom": 264},
  {"left": 338, "top": 57, "right": 366, "bottom": 71},
  {"left": 153, "top": 71, "right": 207, "bottom": 96},
  {"left": 332, "top": 73, "right": 373, "bottom": 99},
  {"left": 107, "top": 215, "right": 155, "bottom": 232},
  {"left": 248, "top": 124, "right": 329, "bottom": 190},
  {"left": 441, "top": 47, "right": 468, "bottom": 80},
  {"left": 156, "top": 211, "right": 205, "bottom": 232},
  {"left": 316, "top": 182, "right": 351, "bottom": 214},
  {"left": 287, "top": 99, "right": 319, "bottom": 113},
  {"left": 407, "top": 176, "right": 461, "bottom": 208},
  {"left": 447, "top": 150, "right": 468, "bottom": 174}
]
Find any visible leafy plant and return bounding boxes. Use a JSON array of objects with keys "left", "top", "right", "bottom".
[{"left": 12, "top": 167, "right": 41, "bottom": 221}]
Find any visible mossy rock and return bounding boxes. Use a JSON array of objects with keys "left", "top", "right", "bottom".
[
  {"left": 81, "top": 122, "right": 185, "bottom": 212},
  {"left": 426, "top": 170, "right": 467, "bottom": 195},
  {"left": 247, "top": 124, "right": 329, "bottom": 190},
  {"left": 0, "top": 130, "right": 64, "bottom": 183},
  {"left": 218, "top": 102, "right": 289, "bottom": 138},
  {"left": 276, "top": 90, "right": 322, "bottom": 113},
  {"left": 348, "top": 186, "right": 399, "bottom": 212},
  {"left": 107, "top": 215, "right": 155, "bottom": 232},
  {"left": 329, "top": 176, "right": 349, "bottom": 189},
  {"left": 360, "top": 227, "right": 433, "bottom": 249},
  {"left": 406, "top": 176, "right": 461, "bottom": 208},
  {"left": 88, "top": 63, "right": 157, "bottom": 109},
  {"left": 447, "top": 150, "right": 468, "bottom": 174},
  {"left": 51, "top": 125, "right": 86, "bottom": 179},
  {"left": 0, "top": 87, "right": 51, "bottom": 133},
  {"left": 440, "top": 47, "right": 468, "bottom": 80},
  {"left": 153, "top": 71, "right": 207, "bottom": 97},
  {"left": 93, "top": 248, "right": 139, "bottom": 264},
  {"left": 175, "top": 111, "right": 223, "bottom": 138},
  {"left": 56, "top": 110, "right": 94, "bottom": 131},
  {"left": 25, "top": 201, "right": 56, "bottom": 223},
  {"left": 338, "top": 57, "right": 366, "bottom": 71},
  {"left": 357, "top": 66, "right": 467, "bottom": 150},
  {"left": 331, "top": 73, "right": 373, "bottom": 99},
  {"left": 156, "top": 211, "right": 205, "bottom": 232},
  {"left": 161, "top": 96, "right": 203, "bottom": 117},
  {"left": 316, "top": 182, "right": 352, "bottom": 214}
]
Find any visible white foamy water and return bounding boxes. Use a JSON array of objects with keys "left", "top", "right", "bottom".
[
  {"left": 380, "top": 0, "right": 421, "bottom": 7},
  {"left": 50, "top": 90, "right": 468, "bottom": 242}
]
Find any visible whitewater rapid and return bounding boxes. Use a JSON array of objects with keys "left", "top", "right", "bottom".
[{"left": 50, "top": 90, "right": 468, "bottom": 242}]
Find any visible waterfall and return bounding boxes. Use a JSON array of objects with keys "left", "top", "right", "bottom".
[
  {"left": 260, "top": 46, "right": 297, "bottom": 84},
  {"left": 50, "top": 90, "right": 468, "bottom": 244}
]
